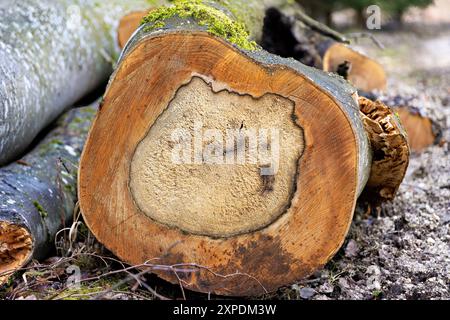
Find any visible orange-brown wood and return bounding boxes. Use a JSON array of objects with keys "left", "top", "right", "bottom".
[
  {"left": 118, "top": 10, "right": 150, "bottom": 49},
  {"left": 79, "top": 32, "right": 362, "bottom": 296},
  {"left": 0, "top": 222, "right": 32, "bottom": 284},
  {"left": 395, "top": 108, "right": 435, "bottom": 152},
  {"left": 323, "top": 43, "right": 387, "bottom": 92},
  {"left": 358, "top": 98, "right": 410, "bottom": 202}
]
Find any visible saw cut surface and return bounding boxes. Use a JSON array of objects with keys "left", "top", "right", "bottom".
[{"left": 130, "top": 77, "right": 304, "bottom": 237}]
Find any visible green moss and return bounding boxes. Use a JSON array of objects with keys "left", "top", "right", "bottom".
[
  {"left": 39, "top": 139, "right": 63, "bottom": 156},
  {"left": 2, "top": 275, "right": 15, "bottom": 289},
  {"left": 64, "top": 184, "right": 75, "bottom": 193},
  {"left": 394, "top": 112, "right": 402, "bottom": 124},
  {"left": 214, "top": 0, "right": 264, "bottom": 38},
  {"left": 141, "top": 0, "right": 258, "bottom": 50},
  {"left": 372, "top": 290, "right": 383, "bottom": 298},
  {"left": 58, "top": 284, "right": 103, "bottom": 301},
  {"left": 80, "top": 107, "right": 97, "bottom": 115},
  {"left": 72, "top": 116, "right": 87, "bottom": 124},
  {"left": 152, "top": 20, "right": 166, "bottom": 29},
  {"left": 33, "top": 201, "right": 48, "bottom": 218},
  {"left": 57, "top": 277, "right": 129, "bottom": 300}
]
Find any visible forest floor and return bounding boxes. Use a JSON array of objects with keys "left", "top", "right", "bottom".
[
  {"left": 0, "top": 24, "right": 449, "bottom": 301},
  {"left": 282, "top": 24, "right": 450, "bottom": 300}
]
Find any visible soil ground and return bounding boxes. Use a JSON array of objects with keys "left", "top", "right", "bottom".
[{"left": 283, "top": 24, "right": 449, "bottom": 300}]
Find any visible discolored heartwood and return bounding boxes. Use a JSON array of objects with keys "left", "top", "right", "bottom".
[{"left": 79, "top": 28, "right": 373, "bottom": 296}]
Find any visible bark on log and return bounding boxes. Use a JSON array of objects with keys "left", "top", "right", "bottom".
[
  {"left": 117, "top": 0, "right": 288, "bottom": 50},
  {"left": 0, "top": 0, "right": 152, "bottom": 166},
  {"left": 0, "top": 103, "right": 97, "bottom": 285},
  {"left": 79, "top": 0, "right": 408, "bottom": 296},
  {"left": 262, "top": 7, "right": 387, "bottom": 92}
]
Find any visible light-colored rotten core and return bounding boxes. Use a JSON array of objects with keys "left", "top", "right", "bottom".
[
  {"left": 130, "top": 77, "right": 304, "bottom": 237},
  {"left": 0, "top": 221, "right": 33, "bottom": 283}
]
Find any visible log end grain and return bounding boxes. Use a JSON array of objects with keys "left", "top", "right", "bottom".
[
  {"left": 323, "top": 43, "right": 387, "bottom": 92},
  {"left": 394, "top": 108, "right": 436, "bottom": 152},
  {"left": 0, "top": 222, "right": 33, "bottom": 284}
]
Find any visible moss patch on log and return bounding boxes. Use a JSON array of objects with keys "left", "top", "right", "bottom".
[
  {"left": 141, "top": 0, "right": 258, "bottom": 50},
  {"left": 32, "top": 201, "right": 48, "bottom": 218}
]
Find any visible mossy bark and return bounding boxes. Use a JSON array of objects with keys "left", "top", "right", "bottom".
[
  {"left": 140, "top": 0, "right": 290, "bottom": 49},
  {"left": 0, "top": 102, "right": 97, "bottom": 283},
  {"left": 0, "top": 0, "right": 152, "bottom": 166}
]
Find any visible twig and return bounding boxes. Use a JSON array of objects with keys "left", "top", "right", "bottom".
[
  {"left": 170, "top": 263, "right": 268, "bottom": 294},
  {"left": 346, "top": 32, "right": 385, "bottom": 49},
  {"left": 2, "top": 243, "right": 268, "bottom": 300},
  {"left": 293, "top": 11, "right": 350, "bottom": 44},
  {"left": 91, "top": 267, "right": 170, "bottom": 300}
]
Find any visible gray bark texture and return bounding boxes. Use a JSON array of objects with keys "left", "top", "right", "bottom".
[
  {"left": 0, "top": 0, "right": 150, "bottom": 166},
  {"left": 0, "top": 101, "right": 97, "bottom": 266}
]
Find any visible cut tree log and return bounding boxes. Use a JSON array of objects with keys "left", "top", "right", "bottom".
[
  {"left": 0, "top": 103, "right": 97, "bottom": 285},
  {"left": 79, "top": 0, "right": 409, "bottom": 296},
  {"left": 262, "top": 7, "right": 387, "bottom": 92},
  {"left": 394, "top": 108, "right": 436, "bottom": 151},
  {"left": 0, "top": 0, "right": 153, "bottom": 166},
  {"left": 360, "top": 92, "right": 442, "bottom": 152}
]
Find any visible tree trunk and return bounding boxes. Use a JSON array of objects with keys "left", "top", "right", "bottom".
[
  {"left": 0, "top": 0, "right": 153, "bottom": 166},
  {"left": 0, "top": 102, "right": 97, "bottom": 285},
  {"left": 79, "top": 0, "right": 408, "bottom": 296},
  {"left": 262, "top": 7, "right": 387, "bottom": 92}
]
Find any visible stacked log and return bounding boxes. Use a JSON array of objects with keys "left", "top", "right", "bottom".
[
  {"left": 0, "top": 0, "right": 153, "bottom": 166},
  {"left": 0, "top": 103, "right": 97, "bottom": 284}
]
